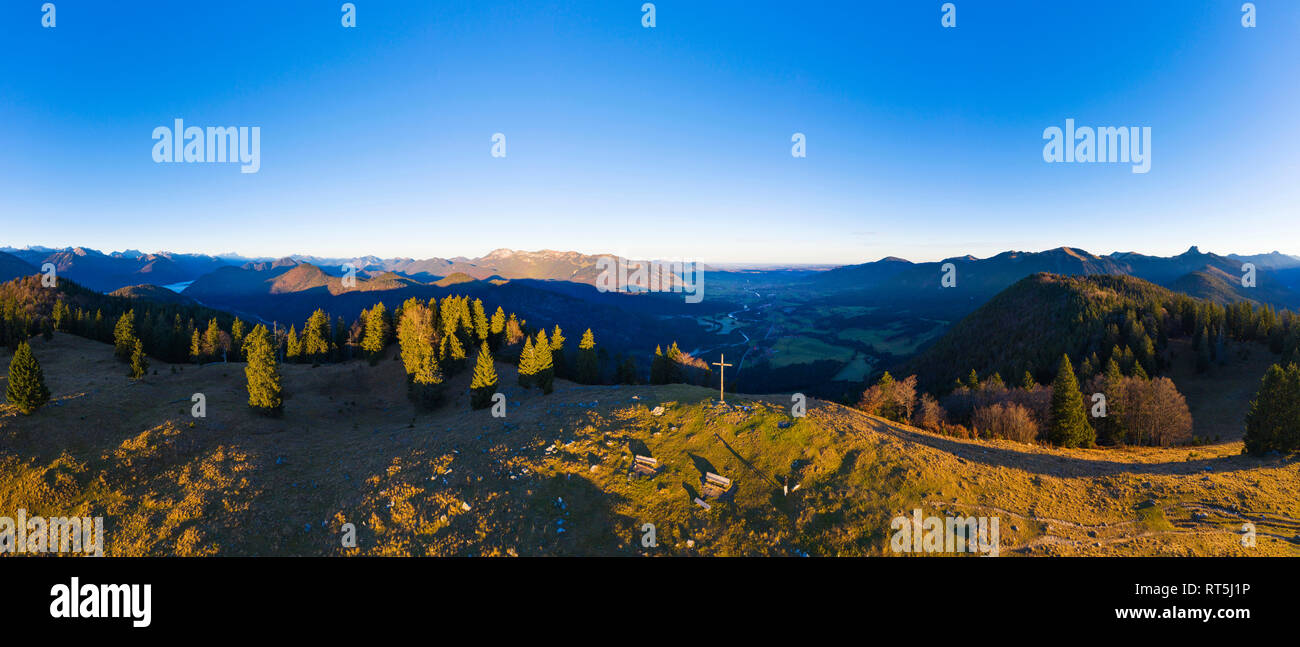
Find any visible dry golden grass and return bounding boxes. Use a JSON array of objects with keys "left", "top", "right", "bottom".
[{"left": 2, "top": 333, "right": 1297, "bottom": 557}]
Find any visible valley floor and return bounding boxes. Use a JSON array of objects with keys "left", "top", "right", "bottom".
[{"left": 2, "top": 334, "right": 1297, "bottom": 556}]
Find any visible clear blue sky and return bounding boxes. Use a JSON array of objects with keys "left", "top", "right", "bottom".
[{"left": 1, "top": 1, "right": 1297, "bottom": 264}]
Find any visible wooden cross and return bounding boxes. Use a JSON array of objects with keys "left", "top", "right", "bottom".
[{"left": 712, "top": 354, "right": 733, "bottom": 402}]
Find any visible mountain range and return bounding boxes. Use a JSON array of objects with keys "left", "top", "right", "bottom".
[{"left": 810, "top": 246, "right": 1300, "bottom": 310}]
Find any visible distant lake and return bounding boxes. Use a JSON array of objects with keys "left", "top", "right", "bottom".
[{"left": 162, "top": 281, "right": 193, "bottom": 293}]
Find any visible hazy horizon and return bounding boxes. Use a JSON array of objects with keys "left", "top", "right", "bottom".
[{"left": 3, "top": 240, "right": 1298, "bottom": 269}]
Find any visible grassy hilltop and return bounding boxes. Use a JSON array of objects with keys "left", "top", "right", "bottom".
[{"left": 3, "top": 334, "right": 1299, "bottom": 557}]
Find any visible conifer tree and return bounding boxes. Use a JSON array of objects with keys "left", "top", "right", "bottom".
[
  {"left": 128, "top": 338, "right": 148, "bottom": 379},
  {"left": 6, "top": 341, "right": 50, "bottom": 414},
  {"left": 286, "top": 325, "right": 302, "bottom": 361},
  {"left": 518, "top": 336, "right": 537, "bottom": 387},
  {"left": 204, "top": 318, "right": 222, "bottom": 360},
  {"left": 243, "top": 324, "right": 282, "bottom": 416},
  {"left": 489, "top": 307, "right": 506, "bottom": 351},
  {"left": 650, "top": 345, "right": 667, "bottom": 385},
  {"left": 470, "top": 341, "right": 499, "bottom": 410},
  {"left": 616, "top": 356, "right": 638, "bottom": 384},
  {"left": 397, "top": 298, "right": 435, "bottom": 377},
  {"left": 965, "top": 369, "right": 980, "bottom": 390},
  {"left": 1021, "top": 370, "right": 1036, "bottom": 390},
  {"left": 549, "top": 325, "right": 566, "bottom": 379},
  {"left": 190, "top": 328, "right": 202, "bottom": 364},
  {"left": 472, "top": 299, "right": 489, "bottom": 343},
  {"left": 409, "top": 345, "right": 445, "bottom": 410},
  {"left": 577, "top": 328, "right": 598, "bottom": 384},
  {"left": 1243, "top": 363, "right": 1300, "bottom": 455},
  {"left": 1047, "top": 354, "right": 1094, "bottom": 448},
  {"left": 113, "top": 311, "right": 135, "bottom": 361},
  {"left": 534, "top": 330, "right": 554, "bottom": 394},
  {"left": 302, "top": 309, "right": 331, "bottom": 363},
  {"left": 361, "top": 302, "right": 389, "bottom": 361},
  {"left": 231, "top": 318, "right": 246, "bottom": 361},
  {"left": 665, "top": 342, "right": 684, "bottom": 384}
]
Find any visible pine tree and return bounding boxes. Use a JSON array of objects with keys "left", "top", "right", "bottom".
[
  {"left": 1021, "top": 370, "right": 1036, "bottom": 390},
  {"left": 518, "top": 336, "right": 536, "bottom": 387},
  {"left": 203, "top": 318, "right": 222, "bottom": 360},
  {"left": 616, "top": 356, "right": 638, "bottom": 384},
  {"left": 286, "top": 325, "right": 301, "bottom": 361},
  {"left": 549, "top": 325, "right": 566, "bottom": 379},
  {"left": 1047, "top": 355, "right": 1094, "bottom": 448},
  {"left": 470, "top": 341, "right": 499, "bottom": 410},
  {"left": 650, "top": 345, "right": 667, "bottom": 385},
  {"left": 361, "top": 302, "right": 388, "bottom": 360},
  {"left": 534, "top": 330, "right": 554, "bottom": 394},
  {"left": 128, "top": 338, "right": 148, "bottom": 379},
  {"left": 1243, "top": 363, "right": 1300, "bottom": 455},
  {"left": 577, "top": 328, "right": 598, "bottom": 384},
  {"left": 113, "top": 311, "right": 135, "bottom": 361},
  {"left": 302, "top": 309, "right": 331, "bottom": 363},
  {"left": 230, "top": 318, "right": 246, "bottom": 361},
  {"left": 189, "top": 328, "right": 202, "bottom": 364},
  {"left": 243, "top": 324, "right": 282, "bottom": 416},
  {"left": 397, "top": 298, "right": 435, "bottom": 377},
  {"left": 408, "top": 344, "right": 445, "bottom": 410},
  {"left": 472, "top": 299, "right": 489, "bottom": 343},
  {"left": 965, "top": 369, "right": 980, "bottom": 390},
  {"left": 489, "top": 307, "right": 506, "bottom": 351},
  {"left": 665, "top": 342, "right": 684, "bottom": 384},
  {"left": 6, "top": 341, "right": 50, "bottom": 414}
]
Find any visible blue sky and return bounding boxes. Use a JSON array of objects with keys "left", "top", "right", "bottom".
[{"left": 1, "top": 1, "right": 1297, "bottom": 264}]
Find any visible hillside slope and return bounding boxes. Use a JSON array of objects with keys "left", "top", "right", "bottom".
[
  {"left": 3, "top": 334, "right": 1297, "bottom": 557},
  {"left": 902, "top": 272, "right": 1184, "bottom": 389}
]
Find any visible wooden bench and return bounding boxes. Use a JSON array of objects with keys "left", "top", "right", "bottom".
[
  {"left": 632, "top": 454, "right": 660, "bottom": 476},
  {"left": 701, "top": 472, "right": 733, "bottom": 498}
]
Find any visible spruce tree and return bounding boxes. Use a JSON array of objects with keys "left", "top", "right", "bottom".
[
  {"left": 470, "top": 341, "right": 499, "bottom": 410},
  {"left": 397, "top": 299, "right": 435, "bottom": 378},
  {"left": 650, "top": 345, "right": 666, "bottom": 385},
  {"left": 1021, "top": 370, "right": 1036, "bottom": 390},
  {"left": 549, "top": 325, "right": 566, "bottom": 379},
  {"left": 1243, "top": 363, "right": 1300, "bottom": 455},
  {"left": 489, "top": 307, "right": 506, "bottom": 351},
  {"left": 286, "top": 325, "right": 301, "bottom": 361},
  {"left": 302, "top": 309, "right": 331, "bottom": 363},
  {"left": 665, "top": 342, "right": 683, "bottom": 384},
  {"left": 113, "top": 311, "right": 135, "bottom": 361},
  {"left": 189, "top": 328, "right": 202, "bottom": 364},
  {"left": 243, "top": 324, "right": 282, "bottom": 416},
  {"left": 6, "top": 341, "right": 50, "bottom": 414},
  {"left": 577, "top": 328, "right": 598, "bottom": 384},
  {"left": 616, "top": 356, "right": 638, "bottom": 384},
  {"left": 1047, "top": 354, "right": 1094, "bottom": 448},
  {"left": 409, "top": 345, "right": 445, "bottom": 410},
  {"left": 231, "top": 318, "right": 246, "bottom": 361},
  {"left": 128, "top": 338, "right": 148, "bottom": 379},
  {"left": 361, "top": 302, "right": 389, "bottom": 360},
  {"left": 518, "top": 336, "right": 536, "bottom": 387},
  {"left": 204, "top": 318, "right": 222, "bottom": 359},
  {"left": 534, "top": 330, "right": 554, "bottom": 394},
  {"left": 472, "top": 299, "right": 489, "bottom": 343}
]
